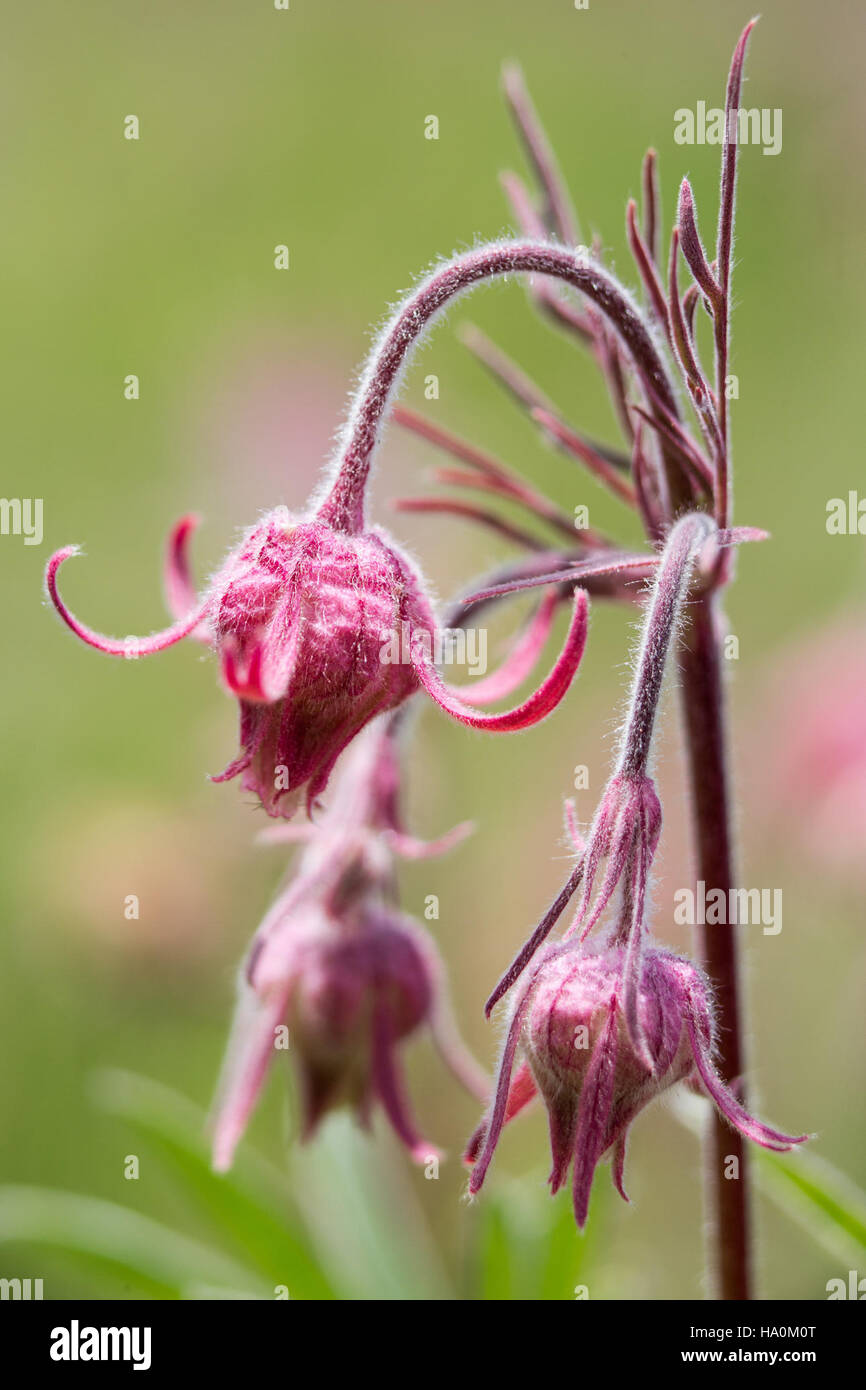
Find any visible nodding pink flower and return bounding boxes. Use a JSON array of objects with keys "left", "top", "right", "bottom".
[
  {"left": 205, "top": 509, "right": 438, "bottom": 817},
  {"left": 479, "top": 513, "right": 768, "bottom": 1064},
  {"left": 466, "top": 941, "right": 806, "bottom": 1228},
  {"left": 211, "top": 720, "right": 487, "bottom": 1170},
  {"left": 45, "top": 499, "right": 589, "bottom": 816}
]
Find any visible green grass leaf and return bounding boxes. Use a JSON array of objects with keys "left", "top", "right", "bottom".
[
  {"left": 290, "top": 1113, "right": 455, "bottom": 1300},
  {"left": 90, "top": 1068, "right": 336, "bottom": 1299},
  {"left": 0, "top": 1186, "right": 265, "bottom": 1299},
  {"left": 475, "top": 1172, "right": 604, "bottom": 1300},
  {"left": 674, "top": 1091, "right": 866, "bottom": 1267},
  {"left": 753, "top": 1146, "right": 866, "bottom": 1267}
]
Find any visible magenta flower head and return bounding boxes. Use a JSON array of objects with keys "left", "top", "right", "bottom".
[
  {"left": 466, "top": 940, "right": 806, "bottom": 1228},
  {"left": 46, "top": 507, "right": 437, "bottom": 818},
  {"left": 211, "top": 719, "right": 486, "bottom": 1170},
  {"left": 229, "top": 896, "right": 439, "bottom": 1164},
  {"left": 206, "top": 508, "right": 439, "bottom": 815}
]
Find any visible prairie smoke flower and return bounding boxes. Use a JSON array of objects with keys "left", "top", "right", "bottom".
[
  {"left": 466, "top": 941, "right": 806, "bottom": 1227},
  {"left": 211, "top": 720, "right": 486, "bottom": 1170},
  {"left": 46, "top": 499, "right": 588, "bottom": 816},
  {"left": 754, "top": 616, "right": 866, "bottom": 876}
]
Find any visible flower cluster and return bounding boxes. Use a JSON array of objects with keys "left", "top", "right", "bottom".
[{"left": 44, "top": 20, "right": 806, "bottom": 1286}]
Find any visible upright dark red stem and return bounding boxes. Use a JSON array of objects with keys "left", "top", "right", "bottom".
[{"left": 678, "top": 594, "right": 750, "bottom": 1300}]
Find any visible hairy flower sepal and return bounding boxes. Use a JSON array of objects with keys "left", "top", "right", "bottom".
[
  {"left": 466, "top": 941, "right": 806, "bottom": 1229},
  {"left": 572, "top": 771, "right": 662, "bottom": 938}
]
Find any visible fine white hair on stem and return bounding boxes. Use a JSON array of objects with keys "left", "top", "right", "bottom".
[
  {"left": 616, "top": 511, "right": 715, "bottom": 779},
  {"left": 314, "top": 238, "right": 682, "bottom": 532}
]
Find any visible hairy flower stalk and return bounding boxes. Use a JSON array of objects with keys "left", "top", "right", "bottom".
[
  {"left": 211, "top": 716, "right": 487, "bottom": 1171},
  {"left": 674, "top": 20, "right": 764, "bottom": 1298},
  {"left": 482, "top": 512, "right": 720, "bottom": 1022},
  {"left": 316, "top": 238, "right": 695, "bottom": 538}
]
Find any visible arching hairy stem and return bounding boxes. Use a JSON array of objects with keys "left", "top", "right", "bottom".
[{"left": 317, "top": 240, "right": 691, "bottom": 535}]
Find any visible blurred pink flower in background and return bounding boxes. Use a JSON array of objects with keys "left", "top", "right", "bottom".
[
  {"left": 750, "top": 613, "right": 866, "bottom": 875},
  {"left": 187, "top": 338, "right": 351, "bottom": 514},
  {"left": 35, "top": 801, "right": 242, "bottom": 967}
]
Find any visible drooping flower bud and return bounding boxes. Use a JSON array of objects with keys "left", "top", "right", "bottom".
[
  {"left": 211, "top": 720, "right": 486, "bottom": 1170},
  {"left": 50, "top": 240, "right": 671, "bottom": 819},
  {"left": 466, "top": 941, "right": 806, "bottom": 1228}
]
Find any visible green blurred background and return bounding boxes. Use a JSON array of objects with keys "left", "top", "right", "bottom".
[{"left": 1, "top": 0, "right": 864, "bottom": 1299}]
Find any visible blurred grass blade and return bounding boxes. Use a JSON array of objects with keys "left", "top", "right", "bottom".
[
  {"left": 476, "top": 1173, "right": 604, "bottom": 1300},
  {"left": 538, "top": 1184, "right": 602, "bottom": 1300},
  {"left": 291, "top": 1113, "right": 454, "bottom": 1300},
  {"left": 753, "top": 1146, "right": 866, "bottom": 1267},
  {"left": 91, "top": 1069, "right": 336, "bottom": 1299},
  {"left": 478, "top": 1197, "right": 514, "bottom": 1300},
  {"left": 0, "top": 1186, "right": 265, "bottom": 1299},
  {"left": 674, "top": 1091, "right": 866, "bottom": 1267}
]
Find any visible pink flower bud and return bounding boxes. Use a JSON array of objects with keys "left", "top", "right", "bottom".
[
  {"left": 467, "top": 941, "right": 806, "bottom": 1228},
  {"left": 207, "top": 510, "right": 436, "bottom": 815},
  {"left": 211, "top": 721, "right": 487, "bottom": 1170},
  {"left": 281, "top": 907, "right": 436, "bottom": 1153}
]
